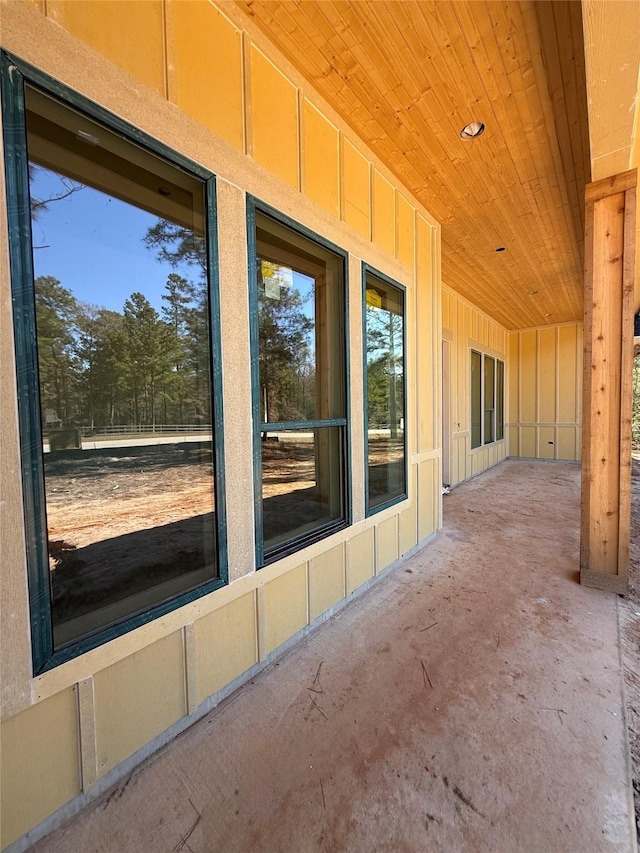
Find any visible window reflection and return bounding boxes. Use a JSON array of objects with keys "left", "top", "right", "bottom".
[
  {"left": 257, "top": 262, "right": 316, "bottom": 423},
  {"left": 262, "top": 428, "right": 344, "bottom": 551},
  {"left": 365, "top": 274, "right": 406, "bottom": 510},
  {"left": 484, "top": 356, "right": 496, "bottom": 444},
  {"left": 255, "top": 214, "right": 345, "bottom": 425},
  {"left": 26, "top": 87, "right": 218, "bottom": 646},
  {"left": 254, "top": 211, "right": 347, "bottom": 561}
]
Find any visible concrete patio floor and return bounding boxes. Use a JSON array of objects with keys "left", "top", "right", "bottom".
[{"left": 27, "top": 460, "right": 637, "bottom": 852}]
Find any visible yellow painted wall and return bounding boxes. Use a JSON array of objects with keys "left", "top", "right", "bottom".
[
  {"left": 0, "top": 1, "right": 444, "bottom": 847},
  {"left": 0, "top": 689, "right": 80, "bottom": 849},
  {"left": 46, "top": 0, "right": 166, "bottom": 95},
  {"left": 194, "top": 592, "right": 258, "bottom": 704},
  {"left": 262, "top": 564, "right": 308, "bottom": 656},
  {"left": 377, "top": 516, "right": 399, "bottom": 573},
  {"left": 165, "top": 0, "right": 244, "bottom": 151},
  {"left": 346, "top": 528, "right": 375, "bottom": 593},
  {"left": 250, "top": 46, "right": 299, "bottom": 189},
  {"left": 442, "top": 286, "right": 508, "bottom": 487},
  {"left": 343, "top": 138, "right": 371, "bottom": 239},
  {"left": 372, "top": 169, "right": 395, "bottom": 257},
  {"left": 508, "top": 323, "right": 583, "bottom": 461},
  {"left": 303, "top": 99, "right": 340, "bottom": 219},
  {"left": 309, "top": 544, "right": 345, "bottom": 620},
  {"left": 93, "top": 632, "right": 187, "bottom": 776}
]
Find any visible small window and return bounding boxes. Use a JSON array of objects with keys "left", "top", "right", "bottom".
[
  {"left": 248, "top": 203, "right": 348, "bottom": 565},
  {"left": 471, "top": 349, "right": 504, "bottom": 450},
  {"left": 3, "top": 57, "right": 226, "bottom": 669},
  {"left": 364, "top": 268, "right": 407, "bottom": 513}
]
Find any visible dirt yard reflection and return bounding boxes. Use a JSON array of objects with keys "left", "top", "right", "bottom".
[
  {"left": 46, "top": 431, "right": 402, "bottom": 633},
  {"left": 45, "top": 443, "right": 216, "bottom": 632},
  {"left": 368, "top": 434, "right": 405, "bottom": 503},
  {"left": 261, "top": 438, "right": 331, "bottom": 548}
]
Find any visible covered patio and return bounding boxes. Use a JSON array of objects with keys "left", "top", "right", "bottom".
[
  {"left": 27, "top": 460, "right": 636, "bottom": 853},
  {"left": 1, "top": 2, "right": 639, "bottom": 849}
]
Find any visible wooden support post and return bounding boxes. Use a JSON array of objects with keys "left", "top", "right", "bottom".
[{"left": 580, "top": 168, "right": 637, "bottom": 592}]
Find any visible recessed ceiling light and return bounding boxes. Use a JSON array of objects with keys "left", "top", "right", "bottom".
[
  {"left": 544, "top": 313, "right": 553, "bottom": 318},
  {"left": 495, "top": 246, "right": 506, "bottom": 252},
  {"left": 460, "top": 121, "right": 485, "bottom": 139},
  {"left": 527, "top": 290, "right": 538, "bottom": 295}
]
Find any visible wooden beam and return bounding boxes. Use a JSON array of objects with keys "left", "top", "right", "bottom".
[
  {"left": 580, "top": 168, "right": 637, "bottom": 592},
  {"left": 584, "top": 169, "right": 638, "bottom": 204}
]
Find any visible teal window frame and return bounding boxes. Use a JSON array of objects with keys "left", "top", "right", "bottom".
[
  {"left": 471, "top": 350, "right": 483, "bottom": 449},
  {"left": 1, "top": 51, "right": 228, "bottom": 673},
  {"left": 363, "top": 264, "right": 408, "bottom": 516},
  {"left": 247, "top": 197, "right": 351, "bottom": 567},
  {"left": 496, "top": 359, "right": 505, "bottom": 441},
  {"left": 470, "top": 347, "right": 505, "bottom": 450},
  {"left": 484, "top": 355, "right": 496, "bottom": 444}
]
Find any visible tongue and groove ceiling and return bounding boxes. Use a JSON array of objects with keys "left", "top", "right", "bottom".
[{"left": 235, "top": 0, "right": 591, "bottom": 331}]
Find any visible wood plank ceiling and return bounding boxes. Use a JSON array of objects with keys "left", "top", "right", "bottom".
[{"left": 236, "top": 0, "right": 590, "bottom": 331}]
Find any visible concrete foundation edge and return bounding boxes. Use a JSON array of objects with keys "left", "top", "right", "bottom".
[{"left": 580, "top": 568, "right": 629, "bottom": 595}]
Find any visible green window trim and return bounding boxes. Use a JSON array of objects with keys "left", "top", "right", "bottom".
[
  {"left": 1, "top": 51, "right": 228, "bottom": 673},
  {"left": 484, "top": 355, "right": 496, "bottom": 444},
  {"left": 247, "top": 197, "right": 351, "bottom": 567},
  {"left": 496, "top": 360, "right": 505, "bottom": 441},
  {"left": 471, "top": 350, "right": 483, "bottom": 450},
  {"left": 363, "top": 264, "right": 408, "bottom": 516}
]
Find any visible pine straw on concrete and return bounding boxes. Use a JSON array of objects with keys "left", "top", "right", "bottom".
[{"left": 620, "top": 457, "right": 640, "bottom": 843}]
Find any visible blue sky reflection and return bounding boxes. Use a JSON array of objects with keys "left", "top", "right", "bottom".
[{"left": 30, "top": 164, "right": 195, "bottom": 311}]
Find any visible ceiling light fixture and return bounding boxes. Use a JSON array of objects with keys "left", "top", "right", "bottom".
[
  {"left": 527, "top": 290, "right": 538, "bottom": 295},
  {"left": 460, "top": 121, "right": 485, "bottom": 139}
]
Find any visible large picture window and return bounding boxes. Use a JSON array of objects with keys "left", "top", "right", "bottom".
[
  {"left": 471, "top": 349, "right": 505, "bottom": 449},
  {"left": 364, "top": 268, "right": 407, "bottom": 513},
  {"left": 2, "top": 55, "right": 226, "bottom": 670},
  {"left": 248, "top": 202, "right": 348, "bottom": 565}
]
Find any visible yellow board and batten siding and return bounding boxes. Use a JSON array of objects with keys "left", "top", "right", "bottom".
[
  {"left": 0, "top": 689, "right": 81, "bottom": 849},
  {"left": 46, "top": 0, "right": 167, "bottom": 95},
  {"left": 441, "top": 286, "right": 508, "bottom": 488},
  {"left": 343, "top": 138, "right": 371, "bottom": 239},
  {"left": 93, "top": 632, "right": 188, "bottom": 776},
  {"left": 508, "top": 323, "right": 583, "bottom": 462},
  {"left": 165, "top": 1, "right": 245, "bottom": 151},
  {"left": 0, "top": 1, "right": 445, "bottom": 848},
  {"left": 303, "top": 99, "right": 340, "bottom": 219}
]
